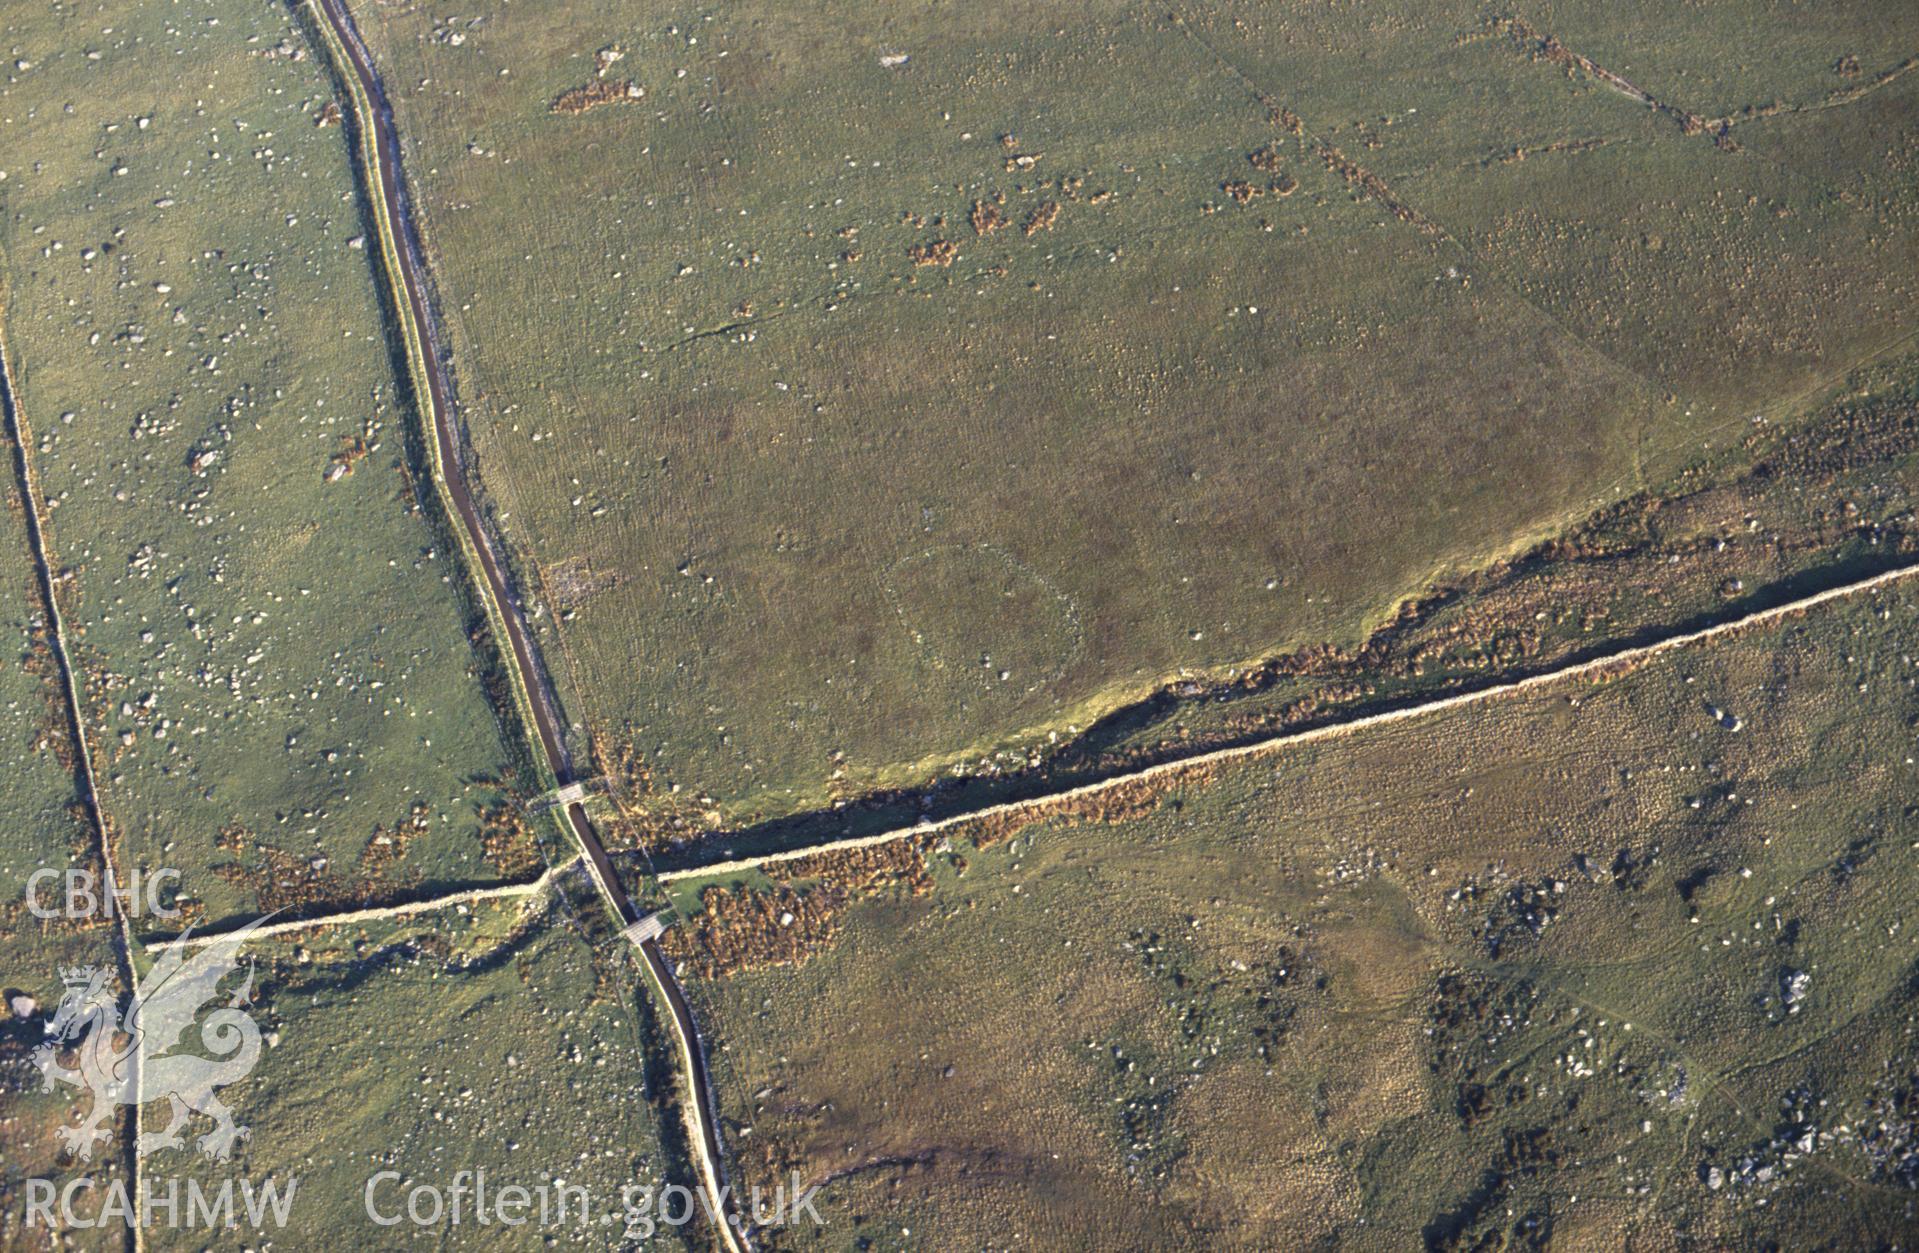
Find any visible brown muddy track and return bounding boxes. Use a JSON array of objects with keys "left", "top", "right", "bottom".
[{"left": 301, "top": 0, "right": 747, "bottom": 1247}]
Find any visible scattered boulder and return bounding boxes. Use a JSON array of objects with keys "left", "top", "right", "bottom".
[{"left": 1780, "top": 967, "right": 1810, "bottom": 1012}]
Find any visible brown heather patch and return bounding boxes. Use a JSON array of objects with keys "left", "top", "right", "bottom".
[
  {"left": 908, "top": 239, "right": 958, "bottom": 267},
  {"left": 672, "top": 766, "right": 1213, "bottom": 979},
  {"left": 969, "top": 198, "right": 1006, "bottom": 236},
  {"left": 955, "top": 763, "right": 1217, "bottom": 851},
  {"left": 598, "top": 733, "right": 709, "bottom": 853},
  {"left": 0, "top": 894, "right": 113, "bottom": 940},
  {"left": 167, "top": 896, "right": 209, "bottom": 930},
  {"left": 10, "top": 538, "right": 74, "bottom": 766},
  {"left": 1315, "top": 142, "right": 1440, "bottom": 235},
  {"left": 478, "top": 795, "right": 543, "bottom": 878},
  {"left": 356, "top": 801, "right": 431, "bottom": 882},
  {"left": 663, "top": 884, "right": 849, "bottom": 979},
  {"left": 668, "top": 839, "right": 937, "bottom": 978},
  {"left": 213, "top": 812, "right": 445, "bottom": 919},
  {"left": 550, "top": 79, "right": 641, "bottom": 116},
  {"left": 775, "top": 834, "right": 938, "bottom": 896},
  {"left": 0, "top": 802, "right": 123, "bottom": 940},
  {"left": 1022, "top": 200, "right": 1060, "bottom": 235},
  {"left": 213, "top": 827, "right": 356, "bottom": 916},
  {"left": 21, "top": 620, "right": 75, "bottom": 773}
]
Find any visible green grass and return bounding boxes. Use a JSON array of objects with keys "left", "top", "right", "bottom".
[
  {"left": 1062, "top": 363, "right": 1919, "bottom": 769},
  {"left": 3, "top": 2, "right": 1918, "bottom": 1245},
  {"left": 1517, "top": 0, "right": 1919, "bottom": 110},
  {"left": 0, "top": 379, "right": 92, "bottom": 927},
  {"left": 0, "top": 424, "right": 126, "bottom": 1249},
  {"left": 340, "top": 0, "right": 1919, "bottom": 842},
  {"left": 0, "top": 0, "right": 521, "bottom": 927},
  {"left": 679, "top": 582, "right": 1919, "bottom": 1247},
  {"left": 154, "top": 892, "right": 688, "bottom": 1249}
]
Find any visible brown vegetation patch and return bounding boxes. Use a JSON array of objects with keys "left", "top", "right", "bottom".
[
  {"left": 955, "top": 763, "right": 1219, "bottom": 852},
  {"left": 18, "top": 601, "right": 75, "bottom": 772},
  {"left": 775, "top": 834, "right": 937, "bottom": 896},
  {"left": 1316, "top": 142, "right": 1441, "bottom": 236},
  {"left": 213, "top": 824, "right": 357, "bottom": 916},
  {"left": 550, "top": 79, "right": 642, "bottom": 116},
  {"left": 478, "top": 795, "right": 543, "bottom": 878},
  {"left": 1493, "top": 16, "right": 1708, "bottom": 139},
  {"left": 356, "top": 801, "right": 431, "bottom": 883},
  {"left": 670, "top": 838, "right": 955, "bottom": 978},
  {"left": 969, "top": 198, "right": 1006, "bottom": 236},
  {"left": 1248, "top": 143, "right": 1287, "bottom": 173},
  {"left": 325, "top": 433, "right": 368, "bottom": 482},
  {"left": 908, "top": 239, "right": 958, "bottom": 267},
  {"left": 596, "top": 733, "right": 706, "bottom": 853},
  {"left": 1022, "top": 200, "right": 1060, "bottom": 235},
  {"left": 662, "top": 884, "right": 848, "bottom": 979}
]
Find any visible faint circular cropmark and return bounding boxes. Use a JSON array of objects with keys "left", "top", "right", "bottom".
[{"left": 880, "top": 541, "right": 1085, "bottom": 695}]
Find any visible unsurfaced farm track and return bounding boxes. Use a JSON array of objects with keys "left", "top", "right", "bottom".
[
  {"left": 296, "top": 0, "right": 749, "bottom": 1246},
  {"left": 663, "top": 553, "right": 1919, "bottom": 884},
  {"left": 132, "top": 5, "right": 1919, "bottom": 1249},
  {"left": 175, "top": 553, "right": 1919, "bottom": 916}
]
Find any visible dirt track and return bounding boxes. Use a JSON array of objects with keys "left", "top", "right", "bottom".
[
  {"left": 300, "top": 1, "right": 747, "bottom": 1246},
  {"left": 664, "top": 555, "right": 1919, "bottom": 884}
]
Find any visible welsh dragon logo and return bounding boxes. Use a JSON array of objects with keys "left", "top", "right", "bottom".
[{"left": 33, "top": 918, "right": 272, "bottom": 1161}]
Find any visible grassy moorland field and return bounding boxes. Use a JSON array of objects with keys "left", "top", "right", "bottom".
[
  {"left": 341, "top": 0, "right": 1919, "bottom": 843},
  {"left": 628, "top": 358, "right": 1919, "bottom": 873},
  {"left": 152, "top": 883, "right": 694, "bottom": 1250},
  {"left": 1059, "top": 360, "right": 1919, "bottom": 774},
  {"left": 0, "top": 0, "right": 528, "bottom": 927},
  {"left": 0, "top": 411, "right": 126, "bottom": 1249},
  {"left": 0, "top": 378, "right": 94, "bottom": 947},
  {"left": 674, "top": 586, "right": 1919, "bottom": 1248}
]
